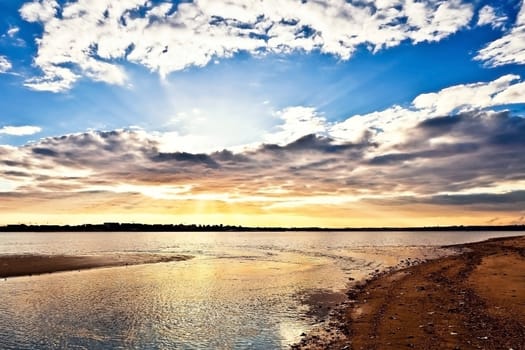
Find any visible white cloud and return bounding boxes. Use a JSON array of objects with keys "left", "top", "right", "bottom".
[
  {"left": 329, "top": 105, "right": 417, "bottom": 147},
  {"left": 0, "top": 56, "right": 12, "bottom": 73},
  {"left": 23, "top": 65, "right": 79, "bottom": 92},
  {"left": 19, "top": 0, "right": 474, "bottom": 92},
  {"left": 7, "top": 26, "right": 20, "bottom": 38},
  {"left": 404, "top": 0, "right": 474, "bottom": 44},
  {"left": 264, "top": 107, "right": 327, "bottom": 145},
  {"left": 411, "top": 74, "right": 522, "bottom": 115},
  {"left": 2, "top": 26, "right": 26, "bottom": 47},
  {"left": 0, "top": 125, "right": 42, "bottom": 136},
  {"left": 477, "top": 5, "right": 507, "bottom": 29},
  {"left": 476, "top": 2, "right": 525, "bottom": 67},
  {"left": 493, "top": 80, "right": 525, "bottom": 105},
  {"left": 19, "top": 0, "right": 58, "bottom": 23},
  {"left": 156, "top": 131, "right": 227, "bottom": 154}
]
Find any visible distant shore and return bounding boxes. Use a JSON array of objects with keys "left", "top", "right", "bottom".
[
  {"left": 295, "top": 235, "right": 525, "bottom": 349},
  {"left": 1, "top": 223, "right": 524, "bottom": 232},
  {"left": 0, "top": 253, "right": 192, "bottom": 278}
]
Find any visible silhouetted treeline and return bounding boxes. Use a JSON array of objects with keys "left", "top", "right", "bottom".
[{"left": 0, "top": 223, "right": 524, "bottom": 232}]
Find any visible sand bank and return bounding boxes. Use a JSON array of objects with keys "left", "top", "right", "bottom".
[
  {"left": 296, "top": 235, "right": 525, "bottom": 349},
  {"left": 0, "top": 253, "right": 193, "bottom": 278}
]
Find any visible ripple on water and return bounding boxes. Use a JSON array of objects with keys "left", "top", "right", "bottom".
[{"left": 0, "top": 231, "right": 518, "bottom": 349}]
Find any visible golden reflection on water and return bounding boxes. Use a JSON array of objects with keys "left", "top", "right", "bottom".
[
  {"left": 0, "top": 252, "right": 349, "bottom": 349},
  {"left": 0, "top": 231, "right": 518, "bottom": 349}
]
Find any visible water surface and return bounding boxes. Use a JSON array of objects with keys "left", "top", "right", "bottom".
[{"left": 0, "top": 231, "right": 519, "bottom": 349}]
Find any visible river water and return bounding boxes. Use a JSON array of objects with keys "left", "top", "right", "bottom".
[{"left": 0, "top": 231, "right": 519, "bottom": 349}]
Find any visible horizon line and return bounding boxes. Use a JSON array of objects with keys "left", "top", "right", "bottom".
[{"left": 1, "top": 223, "right": 524, "bottom": 232}]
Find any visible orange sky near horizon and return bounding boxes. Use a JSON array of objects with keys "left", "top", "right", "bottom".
[{"left": 0, "top": 191, "right": 522, "bottom": 227}]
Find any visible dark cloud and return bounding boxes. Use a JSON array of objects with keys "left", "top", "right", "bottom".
[
  {"left": 152, "top": 152, "right": 220, "bottom": 168},
  {"left": 2, "top": 160, "right": 25, "bottom": 167},
  {"left": 370, "top": 111, "right": 525, "bottom": 194},
  {"left": 211, "top": 150, "right": 250, "bottom": 163},
  {"left": 259, "top": 134, "right": 373, "bottom": 154},
  {"left": 429, "top": 190, "right": 525, "bottom": 207},
  {"left": 3, "top": 171, "right": 31, "bottom": 178},
  {"left": 369, "top": 142, "right": 479, "bottom": 165},
  {"left": 32, "top": 147, "right": 58, "bottom": 157},
  {"left": 364, "top": 190, "right": 525, "bottom": 212},
  {"left": 418, "top": 115, "right": 461, "bottom": 130},
  {"left": 416, "top": 111, "right": 525, "bottom": 148},
  {"left": 488, "top": 114, "right": 525, "bottom": 146}
]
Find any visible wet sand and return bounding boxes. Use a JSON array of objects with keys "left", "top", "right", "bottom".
[
  {"left": 296, "top": 235, "right": 525, "bottom": 349},
  {"left": 0, "top": 253, "right": 192, "bottom": 278}
]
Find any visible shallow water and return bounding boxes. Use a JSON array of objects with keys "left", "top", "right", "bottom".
[{"left": 0, "top": 231, "right": 519, "bottom": 349}]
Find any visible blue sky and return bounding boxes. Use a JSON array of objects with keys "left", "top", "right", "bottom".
[
  {"left": 0, "top": 0, "right": 524, "bottom": 226},
  {"left": 0, "top": 0, "right": 523, "bottom": 146}
]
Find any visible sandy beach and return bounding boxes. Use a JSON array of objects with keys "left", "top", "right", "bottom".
[
  {"left": 0, "top": 253, "right": 192, "bottom": 278},
  {"left": 296, "top": 235, "right": 525, "bottom": 349}
]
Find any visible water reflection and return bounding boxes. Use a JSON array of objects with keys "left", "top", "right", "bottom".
[
  {"left": 0, "top": 255, "right": 347, "bottom": 349},
  {"left": 0, "top": 231, "right": 520, "bottom": 349}
]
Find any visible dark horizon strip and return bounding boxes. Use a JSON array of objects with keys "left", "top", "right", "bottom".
[{"left": 1, "top": 223, "right": 524, "bottom": 232}]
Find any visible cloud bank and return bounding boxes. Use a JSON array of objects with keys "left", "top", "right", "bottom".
[
  {"left": 20, "top": 0, "right": 474, "bottom": 92},
  {"left": 1, "top": 74, "right": 524, "bottom": 225}
]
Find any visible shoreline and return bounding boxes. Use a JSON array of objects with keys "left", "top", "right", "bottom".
[
  {"left": 295, "top": 235, "right": 525, "bottom": 349},
  {"left": 0, "top": 253, "right": 193, "bottom": 278}
]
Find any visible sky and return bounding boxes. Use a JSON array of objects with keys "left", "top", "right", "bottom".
[{"left": 0, "top": 0, "right": 524, "bottom": 227}]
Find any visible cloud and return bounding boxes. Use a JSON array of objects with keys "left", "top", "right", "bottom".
[
  {"left": 2, "top": 26, "right": 26, "bottom": 47},
  {"left": 367, "top": 190, "right": 525, "bottom": 213},
  {"left": 19, "top": 0, "right": 474, "bottom": 92},
  {"left": 308, "top": 74, "right": 525, "bottom": 160},
  {"left": 368, "top": 142, "right": 479, "bottom": 165},
  {"left": 254, "top": 75, "right": 525, "bottom": 164},
  {"left": 476, "top": 1, "right": 525, "bottom": 67},
  {"left": 264, "top": 107, "right": 328, "bottom": 146},
  {"left": 32, "top": 147, "right": 58, "bottom": 157},
  {"left": 7, "top": 26, "right": 20, "bottom": 38},
  {"left": 373, "top": 110, "right": 525, "bottom": 196},
  {"left": 1, "top": 109, "right": 524, "bottom": 211},
  {"left": 428, "top": 191, "right": 525, "bottom": 208},
  {"left": 23, "top": 65, "right": 80, "bottom": 92},
  {"left": 1, "top": 73, "right": 524, "bottom": 224},
  {"left": 19, "top": 0, "right": 58, "bottom": 23},
  {"left": 0, "top": 125, "right": 42, "bottom": 136},
  {"left": 476, "top": 5, "right": 507, "bottom": 29},
  {"left": 0, "top": 56, "right": 12, "bottom": 73},
  {"left": 411, "top": 74, "right": 524, "bottom": 114}
]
